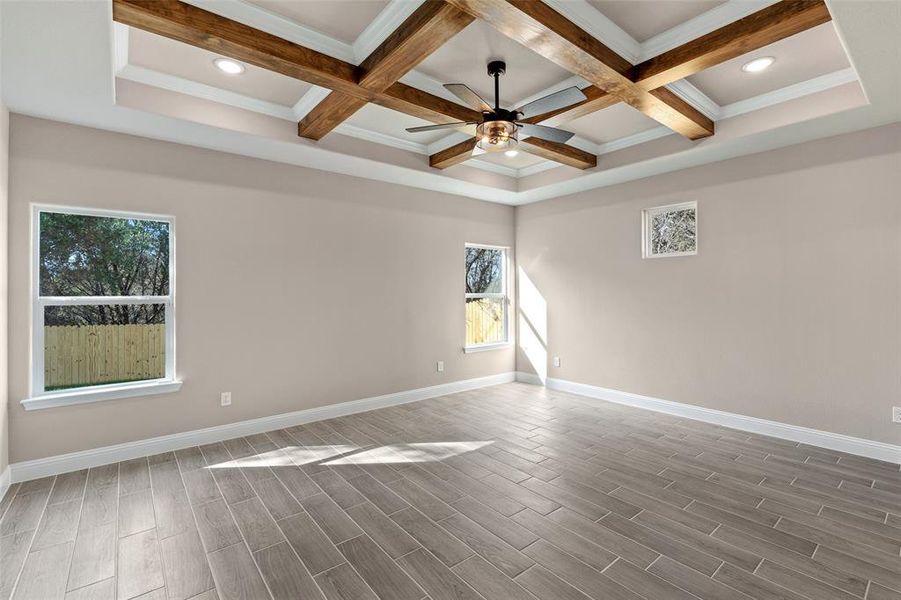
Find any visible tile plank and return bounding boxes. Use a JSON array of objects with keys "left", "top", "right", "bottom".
[
  {"left": 254, "top": 541, "right": 324, "bottom": 600},
  {"left": 337, "top": 535, "right": 425, "bottom": 600}
]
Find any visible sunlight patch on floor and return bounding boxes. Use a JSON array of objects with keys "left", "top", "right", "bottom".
[
  {"left": 205, "top": 445, "right": 358, "bottom": 469},
  {"left": 324, "top": 441, "right": 494, "bottom": 465}
]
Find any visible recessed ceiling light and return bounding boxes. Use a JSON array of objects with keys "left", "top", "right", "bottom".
[
  {"left": 504, "top": 150, "right": 519, "bottom": 157},
  {"left": 213, "top": 58, "right": 245, "bottom": 75},
  {"left": 741, "top": 56, "right": 775, "bottom": 73}
]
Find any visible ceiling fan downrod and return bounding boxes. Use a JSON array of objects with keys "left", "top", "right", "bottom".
[{"left": 487, "top": 60, "right": 506, "bottom": 111}]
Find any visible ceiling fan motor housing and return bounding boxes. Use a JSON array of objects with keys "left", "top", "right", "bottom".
[{"left": 487, "top": 60, "right": 506, "bottom": 77}]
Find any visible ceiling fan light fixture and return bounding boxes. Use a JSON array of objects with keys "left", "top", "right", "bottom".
[
  {"left": 476, "top": 120, "right": 518, "bottom": 152},
  {"left": 504, "top": 149, "right": 519, "bottom": 157}
]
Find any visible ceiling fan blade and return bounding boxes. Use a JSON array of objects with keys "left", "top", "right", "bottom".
[
  {"left": 406, "top": 121, "right": 475, "bottom": 133},
  {"left": 515, "top": 86, "right": 587, "bottom": 119},
  {"left": 518, "top": 123, "right": 576, "bottom": 144},
  {"left": 444, "top": 84, "right": 493, "bottom": 112}
]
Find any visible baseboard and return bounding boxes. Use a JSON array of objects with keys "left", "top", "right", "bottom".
[
  {"left": 515, "top": 371, "right": 544, "bottom": 385},
  {"left": 9, "top": 371, "right": 516, "bottom": 483},
  {"left": 543, "top": 377, "right": 901, "bottom": 464},
  {"left": 0, "top": 467, "right": 10, "bottom": 505}
]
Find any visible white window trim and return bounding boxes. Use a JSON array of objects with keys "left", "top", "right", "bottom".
[
  {"left": 23, "top": 204, "right": 180, "bottom": 410},
  {"left": 464, "top": 243, "right": 511, "bottom": 352},
  {"left": 642, "top": 200, "right": 698, "bottom": 259}
]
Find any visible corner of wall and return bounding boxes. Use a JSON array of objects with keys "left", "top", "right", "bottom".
[{"left": 1, "top": 0, "right": 11, "bottom": 496}]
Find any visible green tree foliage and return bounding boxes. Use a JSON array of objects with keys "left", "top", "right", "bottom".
[{"left": 40, "top": 212, "right": 169, "bottom": 325}]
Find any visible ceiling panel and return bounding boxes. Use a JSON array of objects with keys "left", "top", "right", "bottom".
[
  {"left": 476, "top": 150, "right": 546, "bottom": 169},
  {"left": 586, "top": 0, "right": 724, "bottom": 43},
  {"left": 129, "top": 29, "right": 311, "bottom": 106},
  {"left": 564, "top": 103, "right": 661, "bottom": 145},
  {"left": 344, "top": 102, "right": 456, "bottom": 146},
  {"left": 244, "top": 0, "right": 391, "bottom": 44},
  {"left": 688, "top": 23, "right": 851, "bottom": 106},
  {"left": 415, "top": 21, "right": 574, "bottom": 108}
]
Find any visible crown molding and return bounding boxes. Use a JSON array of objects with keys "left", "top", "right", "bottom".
[
  {"left": 427, "top": 131, "right": 473, "bottom": 155},
  {"left": 666, "top": 80, "right": 721, "bottom": 121},
  {"left": 118, "top": 64, "right": 297, "bottom": 120},
  {"left": 640, "top": 0, "right": 782, "bottom": 60},
  {"left": 291, "top": 86, "right": 333, "bottom": 121},
  {"left": 595, "top": 126, "right": 673, "bottom": 155},
  {"left": 333, "top": 122, "right": 427, "bottom": 155},
  {"left": 466, "top": 158, "right": 520, "bottom": 177},
  {"left": 180, "top": 0, "right": 355, "bottom": 62},
  {"left": 517, "top": 160, "right": 562, "bottom": 178},
  {"left": 718, "top": 68, "right": 859, "bottom": 120},
  {"left": 113, "top": 22, "right": 129, "bottom": 74},
  {"left": 352, "top": 0, "right": 427, "bottom": 63}
]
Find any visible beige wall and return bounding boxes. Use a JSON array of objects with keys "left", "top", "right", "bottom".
[
  {"left": 1, "top": 0, "right": 9, "bottom": 478},
  {"left": 7, "top": 115, "right": 515, "bottom": 463},
  {"left": 1, "top": 104, "right": 7, "bottom": 478},
  {"left": 516, "top": 123, "right": 901, "bottom": 445},
  {"left": 6, "top": 115, "right": 899, "bottom": 465}
]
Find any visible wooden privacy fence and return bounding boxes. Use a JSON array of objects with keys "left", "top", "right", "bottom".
[
  {"left": 44, "top": 324, "right": 165, "bottom": 390},
  {"left": 465, "top": 299, "right": 505, "bottom": 345}
]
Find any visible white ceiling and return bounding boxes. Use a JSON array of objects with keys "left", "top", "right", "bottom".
[
  {"left": 688, "top": 22, "right": 851, "bottom": 105},
  {"left": 414, "top": 20, "right": 574, "bottom": 108},
  {"left": 564, "top": 103, "right": 662, "bottom": 145},
  {"left": 2, "top": 0, "right": 896, "bottom": 205},
  {"left": 245, "top": 0, "right": 392, "bottom": 44},
  {"left": 129, "top": 28, "right": 312, "bottom": 106},
  {"left": 586, "top": 0, "right": 725, "bottom": 42}
]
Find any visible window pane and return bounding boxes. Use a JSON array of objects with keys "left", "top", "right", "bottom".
[
  {"left": 44, "top": 304, "right": 166, "bottom": 391},
  {"left": 40, "top": 212, "right": 170, "bottom": 296},
  {"left": 465, "top": 247, "right": 504, "bottom": 294},
  {"left": 651, "top": 207, "right": 696, "bottom": 255},
  {"left": 465, "top": 297, "right": 506, "bottom": 346}
]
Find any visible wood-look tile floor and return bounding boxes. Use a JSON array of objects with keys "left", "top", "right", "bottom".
[{"left": 1, "top": 383, "right": 900, "bottom": 600}]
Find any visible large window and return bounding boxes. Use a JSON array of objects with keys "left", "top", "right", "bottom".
[
  {"left": 465, "top": 244, "right": 508, "bottom": 350},
  {"left": 28, "top": 205, "right": 178, "bottom": 408}
]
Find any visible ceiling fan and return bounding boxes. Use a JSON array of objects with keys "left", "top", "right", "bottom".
[{"left": 405, "top": 61, "right": 586, "bottom": 156}]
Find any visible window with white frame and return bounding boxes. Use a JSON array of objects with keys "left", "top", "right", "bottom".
[
  {"left": 465, "top": 244, "right": 508, "bottom": 349},
  {"left": 642, "top": 201, "right": 697, "bottom": 258},
  {"left": 30, "top": 205, "right": 177, "bottom": 405}
]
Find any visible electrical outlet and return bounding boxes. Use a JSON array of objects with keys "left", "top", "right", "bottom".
[
  {"left": 553, "top": 355, "right": 561, "bottom": 368},
  {"left": 893, "top": 406, "right": 901, "bottom": 424},
  {"left": 221, "top": 392, "right": 232, "bottom": 407},
  {"left": 437, "top": 361, "right": 445, "bottom": 373}
]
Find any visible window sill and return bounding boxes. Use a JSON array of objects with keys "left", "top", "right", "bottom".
[
  {"left": 464, "top": 342, "right": 512, "bottom": 354},
  {"left": 21, "top": 380, "right": 183, "bottom": 411}
]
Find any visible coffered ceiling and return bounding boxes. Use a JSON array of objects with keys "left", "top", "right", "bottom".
[{"left": 2, "top": 0, "right": 898, "bottom": 204}]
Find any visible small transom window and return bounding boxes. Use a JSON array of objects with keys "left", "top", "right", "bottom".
[{"left": 642, "top": 201, "right": 697, "bottom": 258}]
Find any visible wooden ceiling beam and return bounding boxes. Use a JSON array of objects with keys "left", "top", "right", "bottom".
[
  {"left": 114, "top": 0, "right": 595, "bottom": 172},
  {"left": 430, "top": 138, "right": 478, "bottom": 169},
  {"left": 113, "top": 0, "right": 479, "bottom": 124},
  {"left": 445, "top": 0, "right": 714, "bottom": 140},
  {"left": 297, "top": 1, "right": 474, "bottom": 140},
  {"left": 522, "top": 0, "right": 832, "bottom": 126},
  {"left": 632, "top": 0, "right": 831, "bottom": 91},
  {"left": 520, "top": 138, "right": 597, "bottom": 169},
  {"left": 113, "top": 0, "right": 362, "bottom": 97}
]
